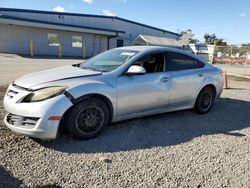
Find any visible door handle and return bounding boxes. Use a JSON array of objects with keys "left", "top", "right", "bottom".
[
  {"left": 198, "top": 73, "right": 204, "bottom": 77},
  {"left": 160, "top": 77, "right": 170, "bottom": 82}
]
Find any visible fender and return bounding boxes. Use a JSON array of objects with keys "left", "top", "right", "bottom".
[
  {"left": 197, "top": 76, "right": 217, "bottom": 97},
  {"left": 66, "top": 80, "right": 117, "bottom": 117},
  {"left": 186, "top": 76, "right": 217, "bottom": 108}
]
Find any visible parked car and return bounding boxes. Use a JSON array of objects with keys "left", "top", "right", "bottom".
[{"left": 3, "top": 46, "right": 224, "bottom": 140}]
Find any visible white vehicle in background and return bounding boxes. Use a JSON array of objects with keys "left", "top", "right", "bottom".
[{"left": 3, "top": 46, "right": 224, "bottom": 140}]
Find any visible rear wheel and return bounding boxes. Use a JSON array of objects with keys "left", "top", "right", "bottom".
[
  {"left": 194, "top": 87, "right": 215, "bottom": 114},
  {"left": 66, "top": 98, "right": 110, "bottom": 140}
]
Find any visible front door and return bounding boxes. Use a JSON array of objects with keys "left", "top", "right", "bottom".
[{"left": 117, "top": 52, "right": 172, "bottom": 116}]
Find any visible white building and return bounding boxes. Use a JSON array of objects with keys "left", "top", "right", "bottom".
[{"left": 0, "top": 8, "right": 180, "bottom": 57}]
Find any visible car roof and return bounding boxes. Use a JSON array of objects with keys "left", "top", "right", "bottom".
[
  {"left": 117, "top": 45, "right": 160, "bottom": 51},
  {"left": 117, "top": 45, "right": 207, "bottom": 63},
  {"left": 117, "top": 45, "right": 190, "bottom": 54}
]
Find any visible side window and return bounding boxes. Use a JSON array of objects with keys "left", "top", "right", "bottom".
[
  {"left": 166, "top": 52, "right": 204, "bottom": 71},
  {"left": 194, "top": 59, "right": 205, "bottom": 68},
  {"left": 134, "top": 53, "right": 165, "bottom": 73}
]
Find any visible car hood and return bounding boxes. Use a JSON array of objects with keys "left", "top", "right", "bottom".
[{"left": 14, "top": 65, "right": 102, "bottom": 89}]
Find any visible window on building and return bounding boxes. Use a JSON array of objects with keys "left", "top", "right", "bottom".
[
  {"left": 72, "top": 35, "right": 83, "bottom": 48},
  {"left": 48, "top": 33, "right": 60, "bottom": 46},
  {"left": 116, "top": 39, "right": 124, "bottom": 47}
]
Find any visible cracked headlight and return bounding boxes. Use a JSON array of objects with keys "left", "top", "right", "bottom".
[{"left": 22, "top": 86, "right": 67, "bottom": 102}]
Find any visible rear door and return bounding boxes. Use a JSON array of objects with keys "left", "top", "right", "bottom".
[
  {"left": 165, "top": 52, "right": 205, "bottom": 107},
  {"left": 117, "top": 52, "right": 172, "bottom": 116}
]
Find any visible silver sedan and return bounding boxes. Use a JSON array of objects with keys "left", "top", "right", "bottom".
[{"left": 3, "top": 46, "right": 224, "bottom": 140}]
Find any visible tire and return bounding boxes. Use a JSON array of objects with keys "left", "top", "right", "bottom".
[
  {"left": 65, "top": 98, "right": 110, "bottom": 140},
  {"left": 194, "top": 87, "right": 215, "bottom": 114}
]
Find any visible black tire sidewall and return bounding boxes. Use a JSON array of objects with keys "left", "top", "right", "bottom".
[
  {"left": 195, "top": 87, "right": 215, "bottom": 114},
  {"left": 66, "top": 98, "right": 110, "bottom": 140}
]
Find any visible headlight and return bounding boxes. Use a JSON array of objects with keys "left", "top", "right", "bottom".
[{"left": 22, "top": 86, "right": 67, "bottom": 102}]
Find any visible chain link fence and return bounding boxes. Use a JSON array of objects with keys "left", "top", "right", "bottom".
[
  {"left": 214, "top": 45, "right": 250, "bottom": 77},
  {"left": 214, "top": 45, "right": 250, "bottom": 64}
]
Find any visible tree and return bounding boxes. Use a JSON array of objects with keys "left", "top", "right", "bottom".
[
  {"left": 190, "top": 39, "right": 200, "bottom": 44},
  {"left": 204, "top": 33, "right": 227, "bottom": 46},
  {"left": 242, "top": 43, "right": 250, "bottom": 46}
]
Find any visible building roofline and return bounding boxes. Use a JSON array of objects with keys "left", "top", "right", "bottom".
[
  {"left": 115, "top": 17, "right": 179, "bottom": 36},
  {"left": 0, "top": 15, "right": 125, "bottom": 34},
  {"left": 0, "top": 8, "right": 180, "bottom": 37}
]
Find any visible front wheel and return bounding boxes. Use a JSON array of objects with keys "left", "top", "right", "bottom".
[
  {"left": 194, "top": 87, "right": 215, "bottom": 114},
  {"left": 65, "top": 98, "right": 110, "bottom": 140}
]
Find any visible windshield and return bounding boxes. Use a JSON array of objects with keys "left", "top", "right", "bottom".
[{"left": 80, "top": 49, "right": 139, "bottom": 72}]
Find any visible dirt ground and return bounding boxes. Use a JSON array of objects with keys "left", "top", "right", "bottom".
[
  {"left": 0, "top": 53, "right": 82, "bottom": 86},
  {"left": 0, "top": 78, "right": 249, "bottom": 188},
  {"left": 215, "top": 63, "right": 250, "bottom": 77}
]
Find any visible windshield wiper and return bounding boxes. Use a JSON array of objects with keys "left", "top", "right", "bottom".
[{"left": 72, "top": 63, "right": 80, "bottom": 67}]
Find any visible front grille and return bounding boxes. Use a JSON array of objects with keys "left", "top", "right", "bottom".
[{"left": 6, "top": 113, "right": 40, "bottom": 129}]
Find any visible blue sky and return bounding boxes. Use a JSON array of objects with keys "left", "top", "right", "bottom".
[{"left": 0, "top": 0, "right": 250, "bottom": 44}]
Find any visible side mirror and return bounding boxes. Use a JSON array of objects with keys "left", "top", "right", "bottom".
[{"left": 125, "top": 65, "right": 146, "bottom": 75}]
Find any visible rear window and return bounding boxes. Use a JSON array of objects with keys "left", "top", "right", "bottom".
[{"left": 166, "top": 52, "right": 204, "bottom": 71}]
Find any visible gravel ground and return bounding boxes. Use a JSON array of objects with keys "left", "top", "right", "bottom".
[{"left": 0, "top": 79, "right": 249, "bottom": 188}]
